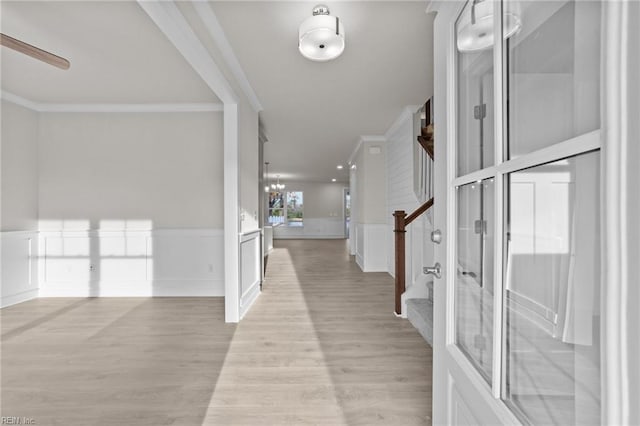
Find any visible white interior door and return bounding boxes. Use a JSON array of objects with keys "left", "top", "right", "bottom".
[{"left": 431, "top": 1, "right": 604, "bottom": 424}]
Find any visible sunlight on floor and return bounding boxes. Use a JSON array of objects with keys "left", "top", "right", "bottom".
[{"left": 203, "top": 247, "right": 348, "bottom": 424}]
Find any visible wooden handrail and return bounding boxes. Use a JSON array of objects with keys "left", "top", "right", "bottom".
[
  {"left": 393, "top": 197, "right": 434, "bottom": 315},
  {"left": 405, "top": 198, "right": 434, "bottom": 226}
]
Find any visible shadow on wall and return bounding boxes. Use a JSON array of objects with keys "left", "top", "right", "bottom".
[
  {"left": 0, "top": 297, "right": 236, "bottom": 425},
  {"left": 37, "top": 219, "right": 224, "bottom": 297}
]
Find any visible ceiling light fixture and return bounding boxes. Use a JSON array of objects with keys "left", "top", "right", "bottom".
[
  {"left": 272, "top": 175, "right": 285, "bottom": 191},
  {"left": 457, "top": 0, "right": 521, "bottom": 52},
  {"left": 337, "top": 165, "right": 343, "bottom": 169},
  {"left": 298, "top": 5, "right": 345, "bottom": 62},
  {"left": 331, "top": 178, "right": 337, "bottom": 182}
]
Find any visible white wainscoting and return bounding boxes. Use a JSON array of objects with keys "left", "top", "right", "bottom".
[
  {"left": 273, "top": 218, "right": 345, "bottom": 239},
  {"left": 38, "top": 229, "right": 224, "bottom": 297},
  {"left": 1, "top": 231, "right": 39, "bottom": 308},
  {"left": 263, "top": 226, "right": 274, "bottom": 255},
  {"left": 355, "top": 223, "right": 388, "bottom": 272},
  {"left": 239, "top": 229, "right": 261, "bottom": 319}
]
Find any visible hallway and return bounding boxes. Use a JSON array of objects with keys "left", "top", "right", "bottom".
[
  {"left": 1, "top": 239, "right": 432, "bottom": 425},
  {"left": 215, "top": 239, "right": 433, "bottom": 424}
]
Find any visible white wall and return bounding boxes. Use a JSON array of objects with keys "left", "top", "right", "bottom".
[
  {"left": 273, "top": 181, "right": 346, "bottom": 239},
  {"left": 351, "top": 139, "right": 388, "bottom": 272},
  {"left": 0, "top": 108, "right": 228, "bottom": 300},
  {"left": 38, "top": 229, "right": 225, "bottom": 297},
  {"left": 38, "top": 112, "right": 223, "bottom": 229},
  {"left": 238, "top": 101, "right": 260, "bottom": 232},
  {"left": 1, "top": 101, "right": 39, "bottom": 231},
  {"left": 1, "top": 101, "right": 40, "bottom": 307}
]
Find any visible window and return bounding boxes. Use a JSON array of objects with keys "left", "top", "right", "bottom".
[
  {"left": 268, "top": 191, "right": 284, "bottom": 225},
  {"left": 268, "top": 191, "right": 303, "bottom": 226},
  {"left": 286, "top": 191, "right": 303, "bottom": 227},
  {"left": 453, "top": 0, "right": 602, "bottom": 423}
]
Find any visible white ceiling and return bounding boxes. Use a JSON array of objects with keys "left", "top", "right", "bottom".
[
  {"left": 209, "top": 1, "right": 434, "bottom": 183},
  {"left": 0, "top": 1, "right": 219, "bottom": 103},
  {"left": 1, "top": 1, "right": 433, "bottom": 184}
]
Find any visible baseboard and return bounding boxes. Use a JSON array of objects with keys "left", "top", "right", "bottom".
[
  {"left": 1, "top": 289, "right": 38, "bottom": 308},
  {"left": 355, "top": 223, "right": 389, "bottom": 273},
  {"left": 240, "top": 281, "right": 261, "bottom": 319},
  {"left": 38, "top": 280, "right": 225, "bottom": 297},
  {"left": 274, "top": 235, "right": 345, "bottom": 240}
]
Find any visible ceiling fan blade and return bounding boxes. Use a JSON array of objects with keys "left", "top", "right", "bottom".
[{"left": 1, "top": 33, "right": 70, "bottom": 70}]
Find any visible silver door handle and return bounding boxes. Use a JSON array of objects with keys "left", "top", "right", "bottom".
[{"left": 423, "top": 262, "right": 442, "bottom": 279}]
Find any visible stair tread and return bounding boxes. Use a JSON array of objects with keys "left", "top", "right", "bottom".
[{"left": 406, "top": 298, "right": 433, "bottom": 347}]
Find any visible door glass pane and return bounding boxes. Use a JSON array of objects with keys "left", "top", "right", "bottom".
[
  {"left": 456, "top": 0, "right": 495, "bottom": 176},
  {"left": 505, "top": 0, "right": 601, "bottom": 159},
  {"left": 456, "top": 178, "right": 495, "bottom": 382},
  {"left": 502, "top": 151, "right": 601, "bottom": 424}
]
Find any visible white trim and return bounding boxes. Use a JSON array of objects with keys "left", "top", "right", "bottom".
[
  {"left": 347, "top": 135, "right": 386, "bottom": 165},
  {"left": 273, "top": 235, "right": 345, "bottom": 240},
  {"left": 1, "top": 289, "right": 38, "bottom": 309},
  {"left": 496, "top": 130, "right": 601, "bottom": 174},
  {"left": 0, "top": 91, "right": 39, "bottom": 110},
  {"left": 490, "top": 0, "right": 505, "bottom": 399},
  {"left": 452, "top": 167, "right": 498, "bottom": 188},
  {"left": 192, "top": 1, "right": 263, "bottom": 112},
  {"left": 224, "top": 103, "right": 240, "bottom": 323},
  {"left": 38, "top": 103, "right": 223, "bottom": 113},
  {"left": 136, "top": 0, "right": 237, "bottom": 104},
  {"left": 452, "top": 130, "right": 601, "bottom": 188},
  {"left": 384, "top": 105, "right": 421, "bottom": 140},
  {"left": 445, "top": 9, "right": 458, "bottom": 350},
  {"left": 1, "top": 91, "right": 223, "bottom": 113},
  {"left": 240, "top": 229, "right": 262, "bottom": 243},
  {"left": 37, "top": 228, "right": 224, "bottom": 238},
  {"left": 447, "top": 345, "right": 521, "bottom": 425},
  {"left": 239, "top": 280, "right": 261, "bottom": 319}
]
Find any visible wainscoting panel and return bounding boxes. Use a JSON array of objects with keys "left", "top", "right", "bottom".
[
  {"left": 38, "top": 229, "right": 224, "bottom": 297},
  {"left": 239, "top": 230, "right": 261, "bottom": 319},
  {"left": 0, "top": 231, "right": 39, "bottom": 307},
  {"left": 273, "top": 218, "right": 345, "bottom": 239},
  {"left": 355, "top": 223, "right": 388, "bottom": 273}
]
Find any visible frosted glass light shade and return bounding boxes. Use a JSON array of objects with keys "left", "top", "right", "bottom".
[
  {"left": 457, "top": 0, "right": 521, "bottom": 52},
  {"left": 299, "top": 14, "right": 345, "bottom": 62}
]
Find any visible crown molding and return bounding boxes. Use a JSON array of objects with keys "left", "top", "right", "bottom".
[
  {"left": 192, "top": 1, "right": 263, "bottom": 113},
  {"left": 1, "top": 91, "right": 223, "bottom": 113},
  {"left": 0, "top": 91, "right": 40, "bottom": 110},
  {"left": 347, "top": 135, "right": 386, "bottom": 165},
  {"left": 137, "top": 0, "right": 238, "bottom": 105},
  {"left": 385, "top": 105, "right": 422, "bottom": 139}
]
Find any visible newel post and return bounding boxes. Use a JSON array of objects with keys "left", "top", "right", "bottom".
[{"left": 393, "top": 210, "right": 407, "bottom": 315}]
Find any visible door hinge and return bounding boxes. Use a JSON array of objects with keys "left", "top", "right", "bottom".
[
  {"left": 473, "top": 104, "right": 486, "bottom": 120},
  {"left": 474, "top": 220, "right": 487, "bottom": 234}
]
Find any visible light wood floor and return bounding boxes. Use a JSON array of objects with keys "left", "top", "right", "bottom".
[{"left": 1, "top": 239, "right": 432, "bottom": 425}]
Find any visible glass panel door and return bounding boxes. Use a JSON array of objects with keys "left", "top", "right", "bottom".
[
  {"left": 456, "top": 0, "right": 495, "bottom": 177},
  {"left": 504, "top": 0, "right": 601, "bottom": 159},
  {"left": 499, "top": 1, "right": 603, "bottom": 424},
  {"left": 503, "top": 152, "right": 601, "bottom": 424},
  {"left": 450, "top": 0, "right": 603, "bottom": 423},
  {"left": 456, "top": 178, "right": 495, "bottom": 382}
]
